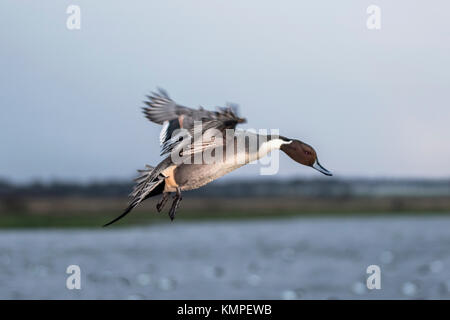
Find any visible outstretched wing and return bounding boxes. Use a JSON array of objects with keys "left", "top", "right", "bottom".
[
  {"left": 142, "top": 88, "right": 202, "bottom": 125},
  {"left": 142, "top": 88, "right": 246, "bottom": 156}
]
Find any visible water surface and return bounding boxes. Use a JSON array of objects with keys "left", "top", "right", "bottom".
[{"left": 1, "top": 216, "right": 449, "bottom": 299}]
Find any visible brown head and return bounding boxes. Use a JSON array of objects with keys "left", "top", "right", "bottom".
[{"left": 279, "top": 138, "right": 332, "bottom": 176}]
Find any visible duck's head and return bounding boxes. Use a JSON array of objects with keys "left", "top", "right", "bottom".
[{"left": 280, "top": 139, "right": 332, "bottom": 176}]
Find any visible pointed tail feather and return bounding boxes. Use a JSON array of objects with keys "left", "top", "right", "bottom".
[
  {"left": 103, "top": 203, "right": 136, "bottom": 227},
  {"left": 103, "top": 161, "right": 170, "bottom": 227}
]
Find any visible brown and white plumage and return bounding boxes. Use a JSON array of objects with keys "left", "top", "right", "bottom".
[{"left": 103, "top": 88, "right": 332, "bottom": 226}]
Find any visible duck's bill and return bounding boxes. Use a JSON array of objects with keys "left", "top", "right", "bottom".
[{"left": 312, "top": 160, "right": 333, "bottom": 176}]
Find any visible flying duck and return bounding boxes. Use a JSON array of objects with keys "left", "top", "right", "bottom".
[{"left": 104, "top": 89, "right": 332, "bottom": 226}]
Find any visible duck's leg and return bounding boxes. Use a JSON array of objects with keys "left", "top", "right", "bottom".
[
  {"left": 156, "top": 192, "right": 170, "bottom": 212},
  {"left": 168, "top": 187, "right": 182, "bottom": 221}
]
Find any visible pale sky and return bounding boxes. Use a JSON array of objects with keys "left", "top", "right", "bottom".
[{"left": 1, "top": 1, "right": 449, "bottom": 182}]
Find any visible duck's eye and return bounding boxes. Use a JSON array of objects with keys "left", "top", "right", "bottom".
[{"left": 305, "top": 151, "right": 312, "bottom": 156}]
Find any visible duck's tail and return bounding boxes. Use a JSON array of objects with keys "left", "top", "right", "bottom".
[{"left": 103, "top": 160, "right": 171, "bottom": 227}]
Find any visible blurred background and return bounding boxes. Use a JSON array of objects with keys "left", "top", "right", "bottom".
[{"left": 0, "top": 0, "right": 449, "bottom": 299}]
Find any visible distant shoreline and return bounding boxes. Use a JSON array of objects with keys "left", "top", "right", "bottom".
[
  {"left": 1, "top": 177, "right": 449, "bottom": 228},
  {"left": 1, "top": 195, "right": 449, "bottom": 228}
]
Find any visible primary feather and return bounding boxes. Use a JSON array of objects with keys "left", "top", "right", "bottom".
[{"left": 142, "top": 88, "right": 246, "bottom": 156}]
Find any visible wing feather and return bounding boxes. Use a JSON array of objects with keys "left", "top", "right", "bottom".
[{"left": 142, "top": 88, "right": 246, "bottom": 156}]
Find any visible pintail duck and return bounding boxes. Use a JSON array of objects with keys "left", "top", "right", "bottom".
[{"left": 104, "top": 89, "right": 332, "bottom": 226}]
